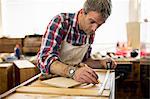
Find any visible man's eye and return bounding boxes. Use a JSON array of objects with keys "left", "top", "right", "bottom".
[{"left": 90, "top": 21, "right": 95, "bottom": 24}]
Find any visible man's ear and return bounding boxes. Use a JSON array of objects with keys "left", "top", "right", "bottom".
[
  {"left": 80, "top": 9, "right": 84, "bottom": 14},
  {"left": 80, "top": 9, "right": 87, "bottom": 15}
]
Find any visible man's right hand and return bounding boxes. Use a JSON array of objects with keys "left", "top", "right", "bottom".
[{"left": 73, "top": 65, "right": 99, "bottom": 84}]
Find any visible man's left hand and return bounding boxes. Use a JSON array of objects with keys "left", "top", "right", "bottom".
[{"left": 99, "top": 57, "right": 117, "bottom": 69}]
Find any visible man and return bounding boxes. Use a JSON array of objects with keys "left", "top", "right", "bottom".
[{"left": 37, "top": 0, "right": 116, "bottom": 84}]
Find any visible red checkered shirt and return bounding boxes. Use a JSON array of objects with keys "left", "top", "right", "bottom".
[{"left": 37, "top": 11, "right": 95, "bottom": 74}]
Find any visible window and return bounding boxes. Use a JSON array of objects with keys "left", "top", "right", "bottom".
[
  {"left": 1, "top": 0, "right": 130, "bottom": 53},
  {"left": 140, "top": 0, "right": 150, "bottom": 52},
  {"left": 1, "top": 0, "right": 84, "bottom": 37},
  {"left": 140, "top": 0, "right": 150, "bottom": 43},
  {"left": 1, "top": 0, "right": 129, "bottom": 41}
]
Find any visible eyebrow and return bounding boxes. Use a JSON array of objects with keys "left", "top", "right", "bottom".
[{"left": 89, "top": 18, "right": 105, "bottom": 26}]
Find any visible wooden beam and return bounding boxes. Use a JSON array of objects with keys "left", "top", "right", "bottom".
[{"left": 16, "top": 86, "right": 110, "bottom": 97}]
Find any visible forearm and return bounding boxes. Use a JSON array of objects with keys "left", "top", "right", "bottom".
[
  {"left": 83, "top": 58, "right": 105, "bottom": 69},
  {"left": 50, "top": 60, "right": 71, "bottom": 77}
]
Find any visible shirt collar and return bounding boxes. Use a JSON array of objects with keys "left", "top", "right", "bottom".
[
  {"left": 72, "top": 10, "right": 86, "bottom": 35},
  {"left": 72, "top": 10, "right": 80, "bottom": 28}
]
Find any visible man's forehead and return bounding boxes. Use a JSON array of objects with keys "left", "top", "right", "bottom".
[{"left": 87, "top": 11, "right": 106, "bottom": 23}]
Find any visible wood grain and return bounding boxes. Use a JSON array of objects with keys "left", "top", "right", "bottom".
[
  {"left": 16, "top": 86, "right": 110, "bottom": 96},
  {"left": 6, "top": 93, "right": 108, "bottom": 99},
  {"left": 41, "top": 77, "right": 82, "bottom": 88}
]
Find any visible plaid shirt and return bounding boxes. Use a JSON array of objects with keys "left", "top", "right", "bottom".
[{"left": 37, "top": 11, "right": 95, "bottom": 74}]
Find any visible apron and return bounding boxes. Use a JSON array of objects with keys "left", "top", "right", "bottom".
[{"left": 59, "top": 27, "right": 90, "bottom": 65}]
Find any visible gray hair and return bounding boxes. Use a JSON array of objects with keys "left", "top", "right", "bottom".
[{"left": 83, "top": 0, "right": 112, "bottom": 19}]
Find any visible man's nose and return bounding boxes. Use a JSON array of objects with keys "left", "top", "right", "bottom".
[{"left": 91, "top": 24, "right": 98, "bottom": 32}]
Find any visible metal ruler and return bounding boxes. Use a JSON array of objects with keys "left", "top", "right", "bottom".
[{"left": 98, "top": 70, "right": 110, "bottom": 95}]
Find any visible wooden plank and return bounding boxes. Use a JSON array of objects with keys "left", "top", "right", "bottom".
[
  {"left": 16, "top": 86, "right": 110, "bottom": 97},
  {"left": 0, "top": 45, "right": 15, "bottom": 53},
  {"left": 6, "top": 93, "right": 108, "bottom": 99},
  {"left": 0, "top": 73, "right": 41, "bottom": 98},
  {"left": 0, "top": 63, "right": 14, "bottom": 94},
  {"left": 23, "top": 47, "right": 40, "bottom": 53},
  {"left": 23, "top": 36, "right": 42, "bottom": 47},
  {"left": 30, "top": 70, "right": 112, "bottom": 90},
  {"left": 126, "top": 22, "right": 140, "bottom": 49},
  {"left": 13, "top": 60, "right": 40, "bottom": 85},
  {"left": 0, "top": 38, "right": 22, "bottom": 53},
  {"left": 13, "top": 60, "right": 35, "bottom": 68},
  {"left": 0, "top": 38, "right": 22, "bottom": 45},
  {"left": 3, "top": 70, "right": 114, "bottom": 98},
  {"left": 23, "top": 41, "right": 42, "bottom": 47},
  {"left": 41, "top": 77, "right": 82, "bottom": 88},
  {"left": 132, "top": 61, "right": 140, "bottom": 81}
]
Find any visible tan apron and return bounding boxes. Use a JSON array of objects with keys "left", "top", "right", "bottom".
[{"left": 59, "top": 27, "right": 90, "bottom": 65}]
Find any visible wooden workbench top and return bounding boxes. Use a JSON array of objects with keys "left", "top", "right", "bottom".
[{"left": 3, "top": 70, "right": 115, "bottom": 99}]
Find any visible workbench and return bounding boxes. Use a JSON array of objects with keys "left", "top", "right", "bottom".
[
  {"left": 115, "top": 58, "right": 140, "bottom": 81},
  {"left": 115, "top": 58, "right": 150, "bottom": 98},
  {"left": 1, "top": 69, "right": 115, "bottom": 99}
]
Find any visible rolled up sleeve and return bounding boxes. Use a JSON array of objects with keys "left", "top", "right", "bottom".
[{"left": 37, "top": 14, "right": 67, "bottom": 74}]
